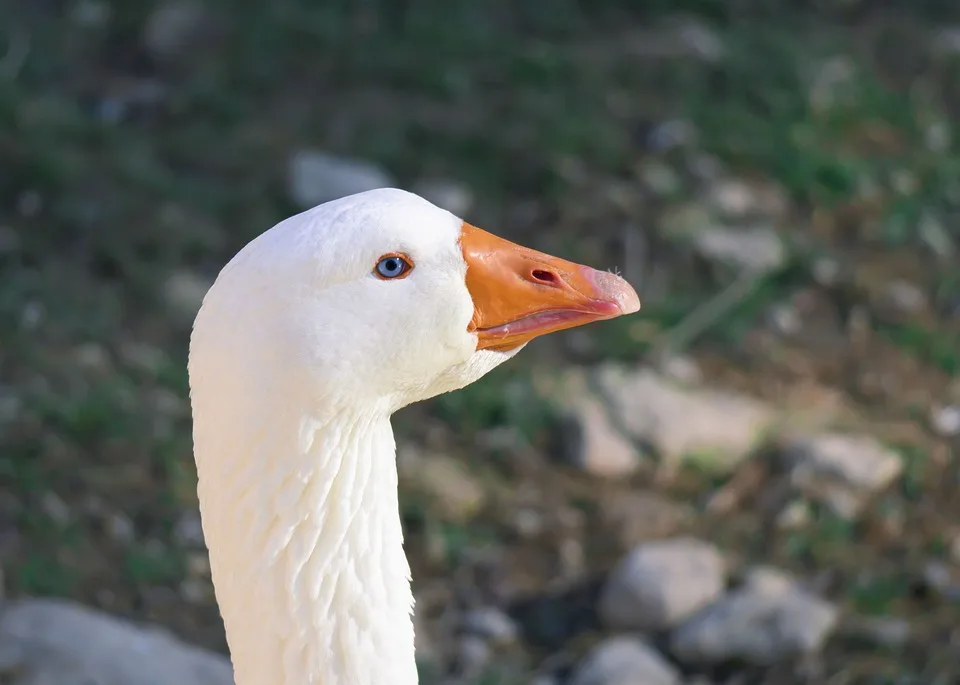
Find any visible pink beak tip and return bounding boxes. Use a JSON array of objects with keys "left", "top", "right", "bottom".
[{"left": 587, "top": 268, "right": 641, "bottom": 315}]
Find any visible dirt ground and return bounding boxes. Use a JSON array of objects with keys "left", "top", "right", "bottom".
[{"left": 3, "top": 2, "right": 960, "bottom": 684}]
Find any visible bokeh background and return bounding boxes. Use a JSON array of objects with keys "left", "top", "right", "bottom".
[{"left": 3, "top": 1, "right": 960, "bottom": 684}]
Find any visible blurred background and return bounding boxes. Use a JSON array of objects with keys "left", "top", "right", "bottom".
[{"left": 3, "top": 1, "right": 960, "bottom": 683}]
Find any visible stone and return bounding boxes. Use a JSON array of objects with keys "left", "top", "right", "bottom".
[
  {"left": 599, "top": 538, "right": 726, "bottom": 631},
  {"left": 930, "top": 405, "right": 960, "bottom": 437},
  {"left": 838, "top": 615, "right": 910, "bottom": 649},
  {"left": 456, "top": 635, "right": 491, "bottom": 676},
  {"left": 782, "top": 433, "right": 903, "bottom": 518},
  {"left": 557, "top": 393, "right": 642, "bottom": 478},
  {"left": 595, "top": 367, "right": 776, "bottom": 473},
  {"left": 569, "top": 637, "right": 681, "bottom": 685},
  {"left": 775, "top": 499, "right": 812, "bottom": 530},
  {"left": 705, "top": 179, "right": 756, "bottom": 218},
  {"left": 741, "top": 566, "right": 796, "bottom": 596},
  {"left": 693, "top": 224, "right": 785, "bottom": 274},
  {"left": 811, "top": 257, "right": 842, "bottom": 286},
  {"left": 412, "top": 178, "right": 473, "bottom": 216},
  {"left": 670, "top": 580, "right": 838, "bottom": 665},
  {"left": 882, "top": 280, "right": 926, "bottom": 314},
  {"left": 287, "top": 151, "right": 393, "bottom": 209},
  {"left": 767, "top": 303, "right": 802, "bottom": 335},
  {"left": 0, "top": 599, "right": 233, "bottom": 685},
  {"left": 920, "top": 561, "right": 960, "bottom": 599},
  {"left": 462, "top": 607, "right": 518, "bottom": 645},
  {"left": 658, "top": 355, "right": 702, "bottom": 385}
]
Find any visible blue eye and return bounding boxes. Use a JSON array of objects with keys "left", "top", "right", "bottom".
[{"left": 374, "top": 254, "right": 412, "bottom": 279}]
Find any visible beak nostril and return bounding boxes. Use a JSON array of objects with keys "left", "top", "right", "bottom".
[{"left": 531, "top": 269, "right": 559, "bottom": 285}]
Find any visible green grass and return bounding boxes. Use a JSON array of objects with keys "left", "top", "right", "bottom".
[{"left": 850, "top": 571, "right": 913, "bottom": 616}]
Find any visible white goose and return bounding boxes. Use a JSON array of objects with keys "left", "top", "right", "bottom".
[{"left": 187, "top": 188, "right": 640, "bottom": 685}]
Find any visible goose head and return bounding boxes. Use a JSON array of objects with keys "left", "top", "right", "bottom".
[
  {"left": 192, "top": 187, "right": 638, "bottom": 417},
  {"left": 187, "top": 187, "right": 639, "bottom": 685}
]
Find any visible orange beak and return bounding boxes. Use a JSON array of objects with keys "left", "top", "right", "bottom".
[{"left": 460, "top": 222, "right": 640, "bottom": 352}]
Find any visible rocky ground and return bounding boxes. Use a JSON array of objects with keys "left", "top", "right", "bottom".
[{"left": 3, "top": 2, "right": 960, "bottom": 684}]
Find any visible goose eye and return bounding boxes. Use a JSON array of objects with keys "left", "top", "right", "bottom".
[{"left": 374, "top": 254, "right": 413, "bottom": 280}]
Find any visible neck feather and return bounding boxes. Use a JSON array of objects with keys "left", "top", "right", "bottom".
[{"left": 194, "top": 406, "right": 417, "bottom": 685}]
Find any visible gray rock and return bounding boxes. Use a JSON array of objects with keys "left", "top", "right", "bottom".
[
  {"left": 658, "top": 355, "right": 702, "bottom": 385},
  {"left": 920, "top": 561, "right": 960, "bottom": 600},
  {"left": 570, "top": 637, "right": 681, "bottom": 685},
  {"left": 0, "top": 599, "right": 233, "bottom": 685},
  {"left": 740, "top": 566, "right": 797, "bottom": 596},
  {"left": 287, "top": 151, "right": 393, "bottom": 209},
  {"left": 670, "top": 579, "right": 838, "bottom": 666},
  {"left": 547, "top": 369, "right": 642, "bottom": 478},
  {"left": 595, "top": 367, "right": 776, "bottom": 473},
  {"left": 559, "top": 392, "right": 642, "bottom": 478},
  {"left": 882, "top": 280, "right": 926, "bottom": 314},
  {"left": 838, "top": 615, "right": 910, "bottom": 649},
  {"left": 782, "top": 433, "right": 903, "bottom": 518},
  {"left": 930, "top": 405, "right": 960, "bottom": 437},
  {"left": 767, "top": 302, "right": 802, "bottom": 335},
  {"left": 705, "top": 179, "right": 758, "bottom": 218},
  {"left": 456, "top": 635, "right": 491, "bottom": 676},
  {"left": 693, "top": 225, "right": 785, "bottom": 274},
  {"left": 462, "top": 607, "right": 518, "bottom": 645},
  {"left": 107, "top": 512, "right": 136, "bottom": 544},
  {"left": 599, "top": 538, "right": 726, "bottom": 631},
  {"left": 811, "top": 257, "right": 842, "bottom": 287},
  {"left": 412, "top": 178, "right": 474, "bottom": 216}
]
